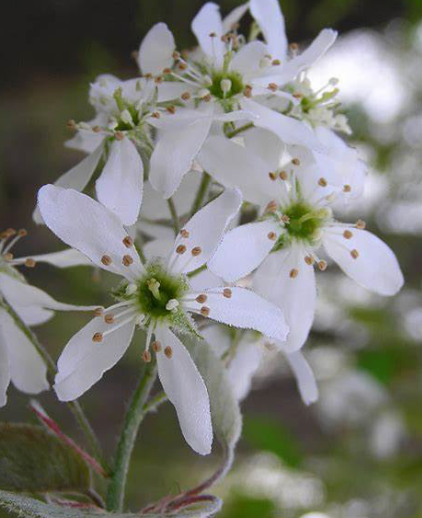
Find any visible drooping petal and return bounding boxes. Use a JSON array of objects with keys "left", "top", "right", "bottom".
[
  {"left": 96, "top": 137, "right": 144, "bottom": 226},
  {"left": 250, "top": 0, "right": 288, "bottom": 60},
  {"left": 0, "top": 309, "right": 48, "bottom": 395},
  {"left": 222, "top": 3, "right": 249, "bottom": 33},
  {"left": 138, "top": 23, "right": 175, "bottom": 76},
  {"left": 15, "top": 249, "right": 92, "bottom": 269},
  {"left": 0, "top": 320, "right": 11, "bottom": 407},
  {"left": 228, "top": 338, "right": 263, "bottom": 400},
  {"left": 155, "top": 326, "right": 213, "bottom": 455},
  {"left": 55, "top": 316, "right": 135, "bottom": 401},
  {"left": 240, "top": 98, "right": 325, "bottom": 152},
  {"left": 285, "top": 350, "right": 318, "bottom": 405},
  {"left": 197, "top": 136, "right": 274, "bottom": 205},
  {"left": 254, "top": 248, "right": 316, "bottom": 352},
  {"left": 33, "top": 144, "right": 104, "bottom": 224},
  {"left": 38, "top": 185, "right": 144, "bottom": 281},
  {"left": 209, "top": 220, "right": 280, "bottom": 282},
  {"left": 191, "top": 2, "right": 224, "bottom": 67},
  {"left": 168, "top": 188, "right": 242, "bottom": 275},
  {"left": 189, "top": 287, "right": 289, "bottom": 344},
  {"left": 323, "top": 228, "right": 404, "bottom": 296},
  {"left": 230, "top": 41, "right": 269, "bottom": 78}
]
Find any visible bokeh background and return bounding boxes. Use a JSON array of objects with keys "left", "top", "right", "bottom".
[{"left": 1, "top": 1, "right": 422, "bottom": 517}]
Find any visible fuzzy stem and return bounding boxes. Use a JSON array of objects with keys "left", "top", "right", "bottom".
[
  {"left": 190, "top": 173, "right": 211, "bottom": 217},
  {"left": 167, "top": 198, "right": 180, "bottom": 235},
  {"left": 106, "top": 360, "right": 158, "bottom": 512}
]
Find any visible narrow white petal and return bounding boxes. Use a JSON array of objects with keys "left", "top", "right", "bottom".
[
  {"left": 168, "top": 188, "right": 242, "bottom": 274},
  {"left": 156, "top": 326, "right": 212, "bottom": 455},
  {"left": 192, "top": 287, "right": 289, "bottom": 343},
  {"left": 228, "top": 339, "right": 263, "bottom": 400},
  {"left": 209, "top": 220, "right": 279, "bottom": 282},
  {"left": 254, "top": 248, "right": 316, "bottom": 352},
  {"left": 0, "top": 309, "right": 48, "bottom": 395},
  {"left": 65, "top": 130, "right": 104, "bottom": 154},
  {"left": 55, "top": 317, "right": 135, "bottom": 401},
  {"left": 143, "top": 239, "right": 173, "bottom": 262},
  {"left": 138, "top": 23, "right": 175, "bottom": 76},
  {"left": 323, "top": 228, "right": 404, "bottom": 296},
  {"left": 96, "top": 138, "right": 143, "bottom": 226},
  {"left": 38, "top": 185, "right": 143, "bottom": 280},
  {"left": 222, "top": 3, "right": 249, "bottom": 33},
  {"left": 250, "top": 0, "right": 288, "bottom": 60},
  {"left": 0, "top": 320, "right": 11, "bottom": 407},
  {"left": 243, "top": 127, "right": 285, "bottom": 172},
  {"left": 191, "top": 2, "right": 224, "bottom": 67},
  {"left": 230, "top": 41, "right": 269, "bottom": 77},
  {"left": 285, "top": 350, "right": 318, "bottom": 405}
]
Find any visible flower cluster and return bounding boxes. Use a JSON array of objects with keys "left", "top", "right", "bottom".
[{"left": 1, "top": 0, "right": 403, "bottom": 463}]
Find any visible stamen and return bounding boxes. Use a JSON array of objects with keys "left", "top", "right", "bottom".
[
  {"left": 200, "top": 306, "right": 210, "bottom": 317},
  {"left": 272, "top": 59, "right": 281, "bottom": 66},
  {"left": 115, "top": 131, "right": 124, "bottom": 141},
  {"left": 350, "top": 249, "right": 359, "bottom": 259},
  {"left": 180, "top": 229, "right": 190, "bottom": 238},
  {"left": 318, "top": 178, "right": 328, "bottom": 187},
  {"left": 279, "top": 171, "right": 288, "bottom": 180},
  {"left": 304, "top": 255, "right": 315, "bottom": 265},
  {"left": 122, "top": 255, "right": 134, "bottom": 266},
  {"left": 202, "top": 94, "right": 211, "bottom": 102},
  {"left": 164, "top": 346, "right": 173, "bottom": 359},
  {"left": 269, "top": 172, "right": 277, "bottom": 181},
  {"left": 3, "top": 253, "right": 13, "bottom": 262},
  {"left": 24, "top": 258, "right": 36, "bottom": 268},
  {"left": 142, "top": 350, "right": 152, "bottom": 363},
  {"left": 356, "top": 219, "right": 366, "bottom": 229},
  {"left": 267, "top": 232, "right": 277, "bottom": 241},
  {"left": 151, "top": 112, "right": 161, "bottom": 119},
  {"left": 94, "top": 308, "right": 104, "bottom": 317},
  {"left": 123, "top": 236, "right": 133, "bottom": 248},
  {"left": 151, "top": 341, "right": 162, "bottom": 353},
  {"left": 92, "top": 333, "right": 103, "bottom": 343},
  {"left": 176, "top": 244, "right": 187, "bottom": 254},
  {"left": 104, "top": 314, "right": 115, "bottom": 324},
  {"left": 343, "top": 230, "right": 353, "bottom": 239},
  {"left": 292, "top": 158, "right": 300, "bottom": 166},
  {"left": 289, "top": 268, "right": 299, "bottom": 278},
  {"left": 318, "top": 260, "right": 327, "bottom": 271},
  {"left": 223, "top": 288, "right": 232, "bottom": 299},
  {"left": 146, "top": 278, "right": 161, "bottom": 300},
  {"left": 166, "top": 105, "right": 176, "bottom": 114},
  {"left": 268, "top": 83, "right": 277, "bottom": 92},
  {"left": 191, "top": 246, "right": 202, "bottom": 256},
  {"left": 163, "top": 68, "right": 172, "bottom": 75},
  {"left": 101, "top": 255, "right": 112, "bottom": 266},
  {"left": 196, "top": 294, "right": 207, "bottom": 304},
  {"left": 67, "top": 119, "right": 77, "bottom": 130},
  {"left": 265, "top": 200, "right": 278, "bottom": 214},
  {"left": 166, "top": 299, "right": 179, "bottom": 311},
  {"left": 343, "top": 184, "right": 352, "bottom": 193},
  {"left": 181, "top": 92, "right": 191, "bottom": 101},
  {"left": 244, "top": 85, "right": 252, "bottom": 98}
]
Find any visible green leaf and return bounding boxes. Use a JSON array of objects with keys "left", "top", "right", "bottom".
[
  {"left": 0, "top": 424, "right": 90, "bottom": 493},
  {"left": 0, "top": 490, "right": 221, "bottom": 518}
]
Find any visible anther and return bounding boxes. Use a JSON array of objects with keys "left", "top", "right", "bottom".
[
  {"left": 104, "top": 314, "right": 115, "bottom": 324},
  {"left": 101, "top": 255, "right": 112, "bottom": 266},
  {"left": 178, "top": 62, "right": 188, "bottom": 71},
  {"left": 166, "top": 105, "right": 176, "bottom": 114},
  {"left": 269, "top": 172, "right": 277, "bottom": 181},
  {"left": 350, "top": 249, "right": 359, "bottom": 259},
  {"left": 123, "top": 236, "right": 133, "bottom": 248},
  {"left": 223, "top": 288, "right": 232, "bottom": 299},
  {"left": 191, "top": 246, "right": 202, "bottom": 256},
  {"left": 164, "top": 346, "right": 173, "bottom": 359},
  {"left": 290, "top": 43, "right": 299, "bottom": 51},
  {"left": 305, "top": 255, "right": 315, "bottom": 265},
  {"left": 209, "top": 32, "right": 217, "bottom": 37},
  {"left": 122, "top": 255, "right": 133, "bottom": 266},
  {"left": 67, "top": 119, "right": 77, "bottom": 130},
  {"left": 244, "top": 85, "right": 253, "bottom": 98},
  {"left": 142, "top": 350, "right": 152, "bottom": 363},
  {"left": 272, "top": 59, "right": 281, "bottom": 66},
  {"left": 115, "top": 131, "right": 124, "bottom": 141},
  {"left": 202, "top": 94, "right": 211, "bottom": 102},
  {"left": 163, "top": 68, "right": 172, "bottom": 75},
  {"left": 154, "top": 76, "right": 163, "bottom": 84},
  {"left": 151, "top": 112, "right": 161, "bottom": 119},
  {"left": 172, "top": 51, "right": 180, "bottom": 60},
  {"left": 279, "top": 170, "right": 288, "bottom": 180},
  {"left": 265, "top": 201, "right": 277, "bottom": 213},
  {"left": 292, "top": 158, "right": 300, "bottom": 166},
  {"left": 176, "top": 244, "right": 187, "bottom": 255},
  {"left": 92, "top": 333, "right": 103, "bottom": 343},
  {"left": 196, "top": 294, "right": 207, "bottom": 304},
  {"left": 318, "top": 260, "right": 327, "bottom": 271},
  {"left": 24, "top": 258, "right": 36, "bottom": 268},
  {"left": 343, "top": 230, "right": 353, "bottom": 239},
  {"left": 290, "top": 268, "right": 299, "bottom": 278},
  {"left": 281, "top": 214, "right": 290, "bottom": 223},
  {"left": 356, "top": 219, "right": 366, "bottom": 229},
  {"left": 3, "top": 253, "right": 13, "bottom": 262},
  {"left": 181, "top": 92, "right": 191, "bottom": 101},
  {"left": 144, "top": 73, "right": 152, "bottom": 79},
  {"left": 17, "top": 229, "right": 27, "bottom": 237},
  {"left": 93, "top": 126, "right": 101, "bottom": 133},
  {"left": 343, "top": 184, "right": 352, "bottom": 193},
  {"left": 267, "top": 232, "right": 277, "bottom": 241},
  {"left": 94, "top": 308, "right": 104, "bottom": 317},
  {"left": 152, "top": 341, "right": 162, "bottom": 353},
  {"left": 293, "top": 92, "right": 303, "bottom": 99},
  {"left": 318, "top": 178, "right": 328, "bottom": 187},
  {"left": 200, "top": 306, "right": 210, "bottom": 317},
  {"left": 5, "top": 228, "right": 16, "bottom": 237},
  {"left": 180, "top": 229, "right": 190, "bottom": 238},
  {"left": 268, "top": 83, "right": 277, "bottom": 92}
]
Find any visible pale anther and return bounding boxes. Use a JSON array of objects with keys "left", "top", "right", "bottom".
[
  {"left": 104, "top": 314, "right": 115, "bottom": 324},
  {"left": 122, "top": 255, "right": 133, "bottom": 266},
  {"left": 350, "top": 249, "right": 359, "bottom": 259},
  {"left": 356, "top": 219, "right": 366, "bottom": 229},
  {"left": 196, "top": 294, "right": 207, "bottom": 304},
  {"left": 166, "top": 299, "right": 179, "bottom": 311},
  {"left": 318, "top": 260, "right": 327, "bottom": 271},
  {"left": 223, "top": 288, "right": 232, "bottom": 299},
  {"left": 191, "top": 246, "right": 202, "bottom": 256},
  {"left": 164, "top": 346, "right": 173, "bottom": 359},
  {"left": 92, "top": 332, "right": 103, "bottom": 343},
  {"left": 290, "top": 268, "right": 299, "bottom": 278},
  {"left": 24, "top": 258, "right": 36, "bottom": 268}
]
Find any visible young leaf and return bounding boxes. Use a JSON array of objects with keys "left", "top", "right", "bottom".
[{"left": 0, "top": 424, "right": 90, "bottom": 493}]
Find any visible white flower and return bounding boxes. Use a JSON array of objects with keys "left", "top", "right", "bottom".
[
  {"left": 203, "top": 134, "right": 403, "bottom": 351},
  {"left": 0, "top": 229, "right": 96, "bottom": 407},
  {"left": 37, "top": 185, "right": 289, "bottom": 455}
]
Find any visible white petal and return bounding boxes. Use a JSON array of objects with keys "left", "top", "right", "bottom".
[
  {"left": 222, "top": 3, "right": 249, "bottom": 33},
  {"left": 0, "top": 319, "right": 11, "bottom": 407},
  {"left": 285, "top": 350, "right": 318, "bottom": 405},
  {"left": 254, "top": 248, "right": 316, "bottom": 352},
  {"left": 0, "top": 309, "right": 48, "bottom": 395},
  {"left": 198, "top": 136, "right": 274, "bottom": 205},
  {"left": 143, "top": 239, "right": 173, "bottom": 262},
  {"left": 240, "top": 98, "right": 325, "bottom": 152},
  {"left": 149, "top": 111, "right": 213, "bottom": 199},
  {"left": 96, "top": 138, "right": 143, "bottom": 226},
  {"left": 55, "top": 317, "right": 135, "bottom": 401},
  {"left": 191, "top": 2, "right": 224, "bottom": 67},
  {"left": 189, "top": 268, "right": 222, "bottom": 292},
  {"left": 168, "top": 188, "right": 242, "bottom": 274},
  {"left": 202, "top": 324, "right": 231, "bottom": 356},
  {"left": 190, "top": 287, "right": 289, "bottom": 343},
  {"left": 230, "top": 41, "right": 269, "bottom": 77},
  {"left": 228, "top": 339, "right": 263, "bottom": 400},
  {"left": 243, "top": 127, "right": 285, "bottom": 172},
  {"left": 209, "top": 220, "right": 279, "bottom": 282},
  {"left": 16, "top": 249, "right": 92, "bottom": 269},
  {"left": 323, "top": 228, "right": 404, "bottom": 296},
  {"left": 65, "top": 130, "right": 104, "bottom": 154},
  {"left": 250, "top": 0, "right": 288, "bottom": 60},
  {"left": 138, "top": 23, "right": 175, "bottom": 76},
  {"left": 156, "top": 326, "right": 212, "bottom": 455},
  {"left": 38, "top": 185, "right": 143, "bottom": 281},
  {"left": 33, "top": 144, "right": 104, "bottom": 225},
  {"left": 157, "top": 82, "right": 192, "bottom": 103}
]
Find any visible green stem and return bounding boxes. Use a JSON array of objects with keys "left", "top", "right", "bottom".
[
  {"left": 0, "top": 297, "right": 105, "bottom": 469},
  {"left": 167, "top": 198, "right": 180, "bottom": 235},
  {"left": 190, "top": 173, "right": 211, "bottom": 217},
  {"left": 106, "top": 360, "right": 158, "bottom": 512},
  {"left": 226, "top": 122, "right": 254, "bottom": 139},
  {"left": 143, "top": 390, "right": 167, "bottom": 414}
]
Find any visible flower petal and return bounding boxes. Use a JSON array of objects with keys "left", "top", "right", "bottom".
[
  {"left": 250, "top": 0, "right": 288, "bottom": 60},
  {"left": 228, "top": 339, "right": 263, "bottom": 400},
  {"left": 243, "top": 127, "right": 285, "bottom": 172},
  {"left": 0, "top": 319, "right": 11, "bottom": 407},
  {"left": 222, "top": 3, "right": 249, "bottom": 33},
  {"left": 323, "top": 228, "right": 404, "bottom": 296},
  {"left": 209, "top": 220, "right": 280, "bottom": 282},
  {"left": 230, "top": 41, "right": 269, "bottom": 78},
  {"left": 38, "top": 185, "right": 143, "bottom": 281},
  {"left": 55, "top": 316, "right": 135, "bottom": 401},
  {"left": 285, "top": 350, "right": 318, "bottom": 405},
  {"left": 191, "top": 2, "right": 224, "bottom": 67},
  {"left": 254, "top": 248, "right": 316, "bottom": 352},
  {"left": 190, "top": 287, "right": 289, "bottom": 344},
  {"left": 197, "top": 136, "right": 274, "bottom": 205},
  {"left": 0, "top": 309, "right": 48, "bottom": 395},
  {"left": 138, "top": 23, "right": 175, "bottom": 76},
  {"left": 16, "top": 249, "right": 92, "bottom": 269},
  {"left": 156, "top": 326, "right": 212, "bottom": 455},
  {"left": 168, "top": 188, "right": 242, "bottom": 274}
]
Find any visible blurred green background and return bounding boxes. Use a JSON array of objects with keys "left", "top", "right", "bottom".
[{"left": 1, "top": 1, "right": 422, "bottom": 517}]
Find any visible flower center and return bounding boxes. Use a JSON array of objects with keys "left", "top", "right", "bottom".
[{"left": 208, "top": 71, "right": 244, "bottom": 99}]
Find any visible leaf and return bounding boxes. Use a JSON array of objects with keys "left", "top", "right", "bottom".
[
  {"left": 0, "top": 490, "right": 222, "bottom": 518},
  {"left": 0, "top": 424, "right": 90, "bottom": 493}
]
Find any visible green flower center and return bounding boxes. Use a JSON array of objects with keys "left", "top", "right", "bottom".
[
  {"left": 208, "top": 71, "right": 244, "bottom": 99},
  {"left": 282, "top": 202, "right": 329, "bottom": 243}
]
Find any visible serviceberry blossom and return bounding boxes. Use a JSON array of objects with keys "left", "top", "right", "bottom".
[
  {"left": 38, "top": 185, "right": 289, "bottom": 455},
  {"left": 203, "top": 134, "right": 404, "bottom": 351},
  {"left": 0, "top": 228, "right": 95, "bottom": 406}
]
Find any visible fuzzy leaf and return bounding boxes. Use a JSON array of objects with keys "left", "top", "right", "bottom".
[
  {"left": 0, "top": 424, "right": 90, "bottom": 493},
  {"left": 0, "top": 490, "right": 222, "bottom": 518}
]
